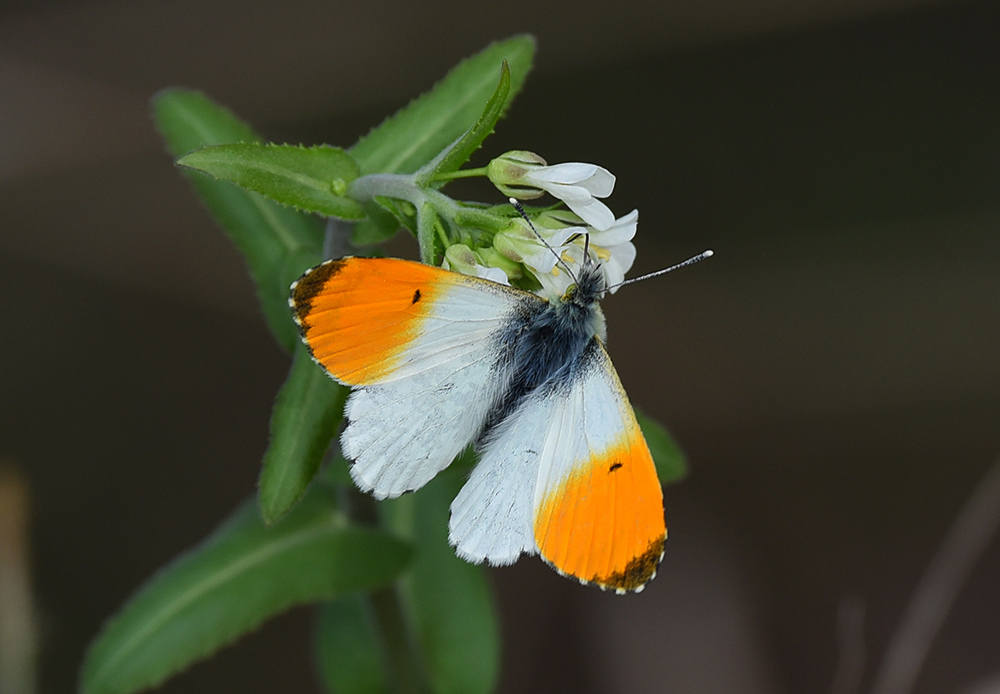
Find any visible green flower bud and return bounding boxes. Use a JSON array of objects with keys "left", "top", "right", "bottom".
[
  {"left": 486, "top": 150, "right": 548, "bottom": 199},
  {"left": 443, "top": 243, "right": 511, "bottom": 285},
  {"left": 443, "top": 243, "right": 481, "bottom": 275},
  {"left": 477, "top": 246, "right": 523, "bottom": 280}
]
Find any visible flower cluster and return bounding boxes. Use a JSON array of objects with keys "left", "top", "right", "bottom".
[{"left": 449, "top": 151, "right": 638, "bottom": 300}]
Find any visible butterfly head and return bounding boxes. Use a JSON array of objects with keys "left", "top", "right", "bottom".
[
  {"left": 562, "top": 251, "right": 607, "bottom": 308},
  {"left": 551, "top": 255, "right": 608, "bottom": 343}
]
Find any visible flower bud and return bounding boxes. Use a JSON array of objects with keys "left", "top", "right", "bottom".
[
  {"left": 486, "top": 151, "right": 549, "bottom": 199},
  {"left": 442, "top": 244, "right": 510, "bottom": 285}
]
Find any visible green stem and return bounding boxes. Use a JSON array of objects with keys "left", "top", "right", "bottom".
[
  {"left": 454, "top": 206, "right": 510, "bottom": 233},
  {"left": 350, "top": 173, "right": 511, "bottom": 261},
  {"left": 350, "top": 173, "right": 463, "bottom": 221},
  {"left": 369, "top": 586, "right": 427, "bottom": 694},
  {"left": 416, "top": 203, "right": 439, "bottom": 265},
  {"left": 349, "top": 174, "right": 449, "bottom": 210},
  {"left": 350, "top": 491, "right": 427, "bottom": 694},
  {"left": 431, "top": 166, "right": 488, "bottom": 182},
  {"left": 434, "top": 217, "right": 450, "bottom": 252}
]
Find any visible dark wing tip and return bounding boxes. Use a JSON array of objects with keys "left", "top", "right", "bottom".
[
  {"left": 289, "top": 259, "right": 346, "bottom": 330},
  {"left": 600, "top": 535, "right": 666, "bottom": 594},
  {"left": 542, "top": 534, "right": 666, "bottom": 595}
]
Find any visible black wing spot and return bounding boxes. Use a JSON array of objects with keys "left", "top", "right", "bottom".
[
  {"left": 609, "top": 461, "right": 623, "bottom": 473},
  {"left": 412, "top": 289, "right": 422, "bottom": 304}
]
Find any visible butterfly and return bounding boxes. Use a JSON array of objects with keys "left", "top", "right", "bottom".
[{"left": 290, "top": 252, "right": 667, "bottom": 593}]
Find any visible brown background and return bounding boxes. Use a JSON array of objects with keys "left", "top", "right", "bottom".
[{"left": 1, "top": 0, "right": 998, "bottom": 691}]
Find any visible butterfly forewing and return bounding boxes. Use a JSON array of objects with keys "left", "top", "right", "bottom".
[{"left": 290, "top": 257, "right": 541, "bottom": 498}]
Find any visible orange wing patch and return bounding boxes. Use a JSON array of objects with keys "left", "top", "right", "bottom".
[
  {"left": 533, "top": 423, "right": 665, "bottom": 593},
  {"left": 291, "top": 257, "right": 451, "bottom": 385}
]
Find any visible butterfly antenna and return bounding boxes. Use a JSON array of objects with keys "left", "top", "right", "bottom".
[
  {"left": 611, "top": 250, "right": 714, "bottom": 290},
  {"left": 509, "top": 198, "right": 579, "bottom": 282}
]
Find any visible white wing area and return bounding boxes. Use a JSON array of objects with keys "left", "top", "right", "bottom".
[
  {"left": 449, "top": 341, "right": 629, "bottom": 565},
  {"left": 448, "top": 391, "right": 551, "bottom": 564},
  {"left": 343, "top": 280, "right": 530, "bottom": 499},
  {"left": 531, "top": 343, "right": 630, "bottom": 512}
]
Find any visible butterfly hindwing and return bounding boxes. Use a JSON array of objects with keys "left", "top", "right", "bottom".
[
  {"left": 291, "top": 257, "right": 543, "bottom": 498},
  {"left": 532, "top": 341, "right": 665, "bottom": 592},
  {"left": 448, "top": 391, "right": 551, "bottom": 565},
  {"left": 450, "top": 339, "right": 665, "bottom": 592}
]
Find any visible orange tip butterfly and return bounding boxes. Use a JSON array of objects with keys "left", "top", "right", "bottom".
[{"left": 289, "top": 245, "right": 711, "bottom": 592}]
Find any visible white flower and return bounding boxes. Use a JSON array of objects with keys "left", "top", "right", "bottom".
[
  {"left": 582, "top": 208, "right": 638, "bottom": 291},
  {"left": 492, "top": 222, "right": 576, "bottom": 274},
  {"left": 520, "top": 163, "right": 616, "bottom": 230},
  {"left": 486, "top": 152, "right": 617, "bottom": 230},
  {"left": 494, "top": 209, "right": 639, "bottom": 301}
]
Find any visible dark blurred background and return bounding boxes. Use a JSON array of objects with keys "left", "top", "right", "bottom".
[{"left": 1, "top": 0, "right": 998, "bottom": 692}]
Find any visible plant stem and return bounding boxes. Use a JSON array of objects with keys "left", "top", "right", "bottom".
[
  {"left": 369, "top": 586, "right": 427, "bottom": 694},
  {"left": 349, "top": 173, "right": 456, "bottom": 215},
  {"left": 871, "top": 456, "right": 1000, "bottom": 694},
  {"left": 322, "top": 217, "right": 353, "bottom": 259},
  {"left": 349, "top": 173, "right": 510, "bottom": 260},
  {"left": 431, "top": 166, "right": 488, "bottom": 182},
  {"left": 349, "top": 490, "right": 427, "bottom": 694},
  {"left": 433, "top": 217, "right": 450, "bottom": 253},
  {"left": 454, "top": 206, "right": 510, "bottom": 233}
]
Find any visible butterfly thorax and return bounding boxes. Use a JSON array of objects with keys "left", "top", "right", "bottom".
[
  {"left": 555, "top": 261, "right": 606, "bottom": 340},
  {"left": 483, "top": 263, "right": 608, "bottom": 439}
]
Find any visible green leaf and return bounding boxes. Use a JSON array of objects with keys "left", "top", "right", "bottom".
[
  {"left": 351, "top": 199, "right": 403, "bottom": 247},
  {"left": 418, "top": 61, "right": 510, "bottom": 185},
  {"left": 178, "top": 143, "right": 365, "bottom": 219},
  {"left": 636, "top": 410, "right": 688, "bottom": 483},
  {"left": 258, "top": 346, "right": 347, "bottom": 524},
  {"left": 382, "top": 463, "right": 500, "bottom": 694},
  {"left": 154, "top": 88, "right": 259, "bottom": 150},
  {"left": 315, "top": 597, "right": 387, "bottom": 694},
  {"left": 350, "top": 35, "right": 535, "bottom": 175},
  {"left": 81, "top": 486, "right": 412, "bottom": 694},
  {"left": 152, "top": 89, "right": 324, "bottom": 352}
]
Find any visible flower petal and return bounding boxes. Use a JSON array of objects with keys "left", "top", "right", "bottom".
[
  {"left": 527, "top": 163, "right": 616, "bottom": 196},
  {"left": 526, "top": 162, "right": 598, "bottom": 185},
  {"left": 590, "top": 209, "right": 638, "bottom": 246},
  {"left": 478, "top": 265, "right": 511, "bottom": 285},
  {"left": 604, "top": 242, "right": 637, "bottom": 292},
  {"left": 567, "top": 196, "right": 616, "bottom": 231},
  {"left": 580, "top": 166, "right": 616, "bottom": 197}
]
